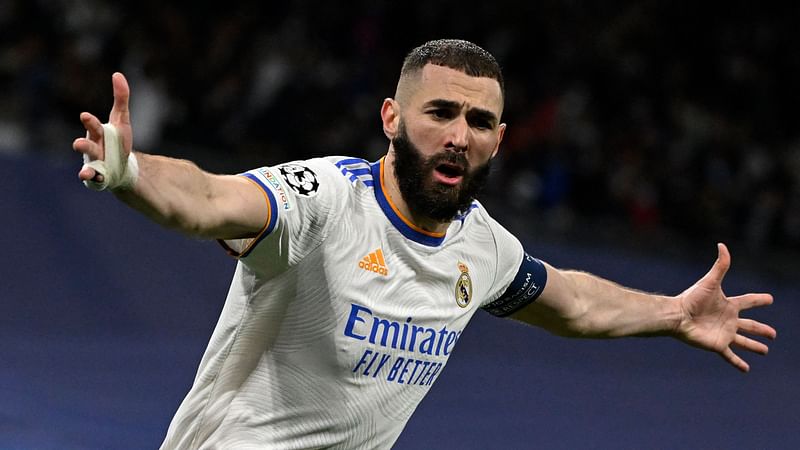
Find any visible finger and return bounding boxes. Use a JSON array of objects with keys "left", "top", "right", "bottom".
[
  {"left": 72, "top": 137, "right": 102, "bottom": 160},
  {"left": 700, "top": 243, "right": 731, "bottom": 286},
  {"left": 738, "top": 318, "right": 777, "bottom": 340},
  {"left": 80, "top": 112, "right": 104, "bottom": 142},
  {"left": 78, "top": 165, "right": 103, "bottom": 183},
  {"left": 73, "top": 137, "right": 104, "bottom": 183},
  {"left": 729, "top": 293, "right": 774, "bottom": 311},
  {"left": 721, "top": 347, "right": 749, "bottom": 373},
  {"left": 109, "top": 72, "right": 130, "bottom": 126},
  {"left": 732, "top": 334, "right": 769, "bottom": 355}
]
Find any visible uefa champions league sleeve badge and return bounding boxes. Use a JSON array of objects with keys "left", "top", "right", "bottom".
[
  {"left": 278, "top": 164, "right": 320, "bottom": 197},
  {"left": 455, "top": 261, "right": 472, "bottom": 308}
]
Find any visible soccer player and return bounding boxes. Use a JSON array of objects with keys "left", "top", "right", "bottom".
[{"left": 72, "top": 40, "right": 776, "bottom": 449}]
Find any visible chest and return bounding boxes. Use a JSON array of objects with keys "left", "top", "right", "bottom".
[{"left": 322, "top": 218, "right": 498, "bottom": 326}]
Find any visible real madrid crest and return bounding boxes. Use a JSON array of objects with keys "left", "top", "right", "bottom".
[{"left": 455, "top": 261, "right": 472, "bottom": 308}]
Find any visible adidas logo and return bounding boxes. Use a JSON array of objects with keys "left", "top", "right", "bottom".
[{"left": 358, "top": 248, "right": 389, "bottom": 276}]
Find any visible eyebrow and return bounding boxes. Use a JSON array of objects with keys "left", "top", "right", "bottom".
[{"left": 423, "top": 99, "right": 499, "bottom": 126}]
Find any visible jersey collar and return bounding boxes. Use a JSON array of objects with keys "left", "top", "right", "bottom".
[{"left": 370, "top": 158, "right": 447, "bottom": 247}]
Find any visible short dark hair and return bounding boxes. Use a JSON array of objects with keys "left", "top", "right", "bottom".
[{"left": 401, "top": 39, "right": 504, "bottom": 99}]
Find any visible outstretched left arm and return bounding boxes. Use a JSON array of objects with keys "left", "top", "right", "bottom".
[{"left": 511, "top": 243, "right": 776, "bottom": 372}]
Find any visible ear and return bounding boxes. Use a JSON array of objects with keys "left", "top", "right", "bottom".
[
  {"left": 491, "top": 123, "right": 507, "bottom": 159},
  {"left": 381, "top": 98, "right": 400, "bottom": 139}
]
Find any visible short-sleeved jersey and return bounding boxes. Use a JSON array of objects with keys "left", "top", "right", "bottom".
[{"left": 160, "top": 156, "right": 547, "bottom": 449}]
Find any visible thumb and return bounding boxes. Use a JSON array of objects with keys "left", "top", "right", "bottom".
[{"left": 700, "top": 243, "right": 731, "bottom": 287}]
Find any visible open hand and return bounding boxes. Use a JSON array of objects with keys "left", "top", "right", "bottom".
[
  {"left": 676, "top": 243, "right": 776, "bottom": 372},
  {"left": 72, "top": 72, "right": 133, "bottom": 184}
]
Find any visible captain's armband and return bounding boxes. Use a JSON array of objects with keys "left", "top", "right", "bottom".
[{"left": 483, "top": 253, "right": 547, "bottom": 317}]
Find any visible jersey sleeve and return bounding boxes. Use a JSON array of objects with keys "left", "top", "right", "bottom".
[
  {"left": 219, "top": 158, "right": 347, "bottom": 275},
  {"left": 480, "top": 216, "right": 548, "bottom": 317}
]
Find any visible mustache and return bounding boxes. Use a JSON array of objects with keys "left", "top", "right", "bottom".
[{"left": 427, "top": 150, "right": 469, "bottom": 170}]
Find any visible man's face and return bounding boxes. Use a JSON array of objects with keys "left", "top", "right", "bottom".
[
  {"left": 389, "top": 64, "right": 506, "bottom": 222},
  {"left": 392, "top": 120, "right": 492, "bottom": 222}
]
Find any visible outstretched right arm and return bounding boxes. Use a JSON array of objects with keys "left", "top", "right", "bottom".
[{"left": 72, "top": 72, "right": 267, "bottom": 240}]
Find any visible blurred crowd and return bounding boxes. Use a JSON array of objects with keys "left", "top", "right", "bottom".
[{"left": 3, "top": 0, "right": 799, "bottom": 254}]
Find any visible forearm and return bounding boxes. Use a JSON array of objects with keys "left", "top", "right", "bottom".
[
  {"left": 113, "top": 152, "right": 262, "bottom": 239},
  {"left": 514, "top": 266, "right": 683, "bottom": 338},
  {"left": 562, "top": 270, "right": 682, "bottom": 337}
]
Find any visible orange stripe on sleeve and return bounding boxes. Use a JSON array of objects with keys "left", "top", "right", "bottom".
[{"left": 218, "top": 175, "right": 273, "bottom": 258}]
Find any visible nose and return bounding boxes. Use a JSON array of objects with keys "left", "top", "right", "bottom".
[{"left": 445, "top": 117, "right": 469, "bottom": 152}]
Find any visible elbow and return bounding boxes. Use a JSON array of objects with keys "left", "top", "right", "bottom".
[
  {"left": 562, "top": 314, "right": 597, "bottom": 338},
  {"left": 160, "top": 192, "right": 224, "bottom": 238},
  {"left": 177, "top": 217, "right": 221, "bottom": 239},
  {"left": 157, "top": 208, "right": 212, "bottom": 238},
  {"left": 556, "top": 298, "right": 597, "bottom": 338},
  {"left": 527, "top": 298, "right": 594, "bottom": 338},
  {"left": 561, "top": 304, "right": 622, "bottom": 339},
  {"left": 550, "top": 271, "right": 609, "bottom": 338}
]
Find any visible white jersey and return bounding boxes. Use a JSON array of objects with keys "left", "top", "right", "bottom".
[{"left": 161, "top": 156, "right": 548, "bottom": 449}]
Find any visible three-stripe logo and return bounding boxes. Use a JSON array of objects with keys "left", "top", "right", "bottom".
[{"left": 358, "top": 248, "right": 389, "bottom": 276}]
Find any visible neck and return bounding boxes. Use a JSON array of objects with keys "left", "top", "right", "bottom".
[{"left": 382, "top": 150, "right": 451, "bottom": 234}]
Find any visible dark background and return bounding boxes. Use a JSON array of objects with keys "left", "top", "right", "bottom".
[{"left": 2, "top": 1, "right": 797, "bottom": 448}]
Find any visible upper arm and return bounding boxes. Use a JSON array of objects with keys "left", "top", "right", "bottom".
[
  {"left": 509, "top": 264, "right": 586, "bottom": 336},
  {"left": 478, "top": 216, "right": 550, "bottom": 318},
  {"left": 482, "top": 251, "right": 549, "bottom": 317},
  {"left": 218, "top": 159, "right": 346, "bottom": 268},
  {"left": 204, "top": 174, "right": 271, "bottom": 240}
]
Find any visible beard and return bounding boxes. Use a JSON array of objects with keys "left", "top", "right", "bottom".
[{"left": 391, "top": 121, "right": 492, "bottom": 223}]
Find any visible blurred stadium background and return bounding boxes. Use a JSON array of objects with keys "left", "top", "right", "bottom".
[{"left": 1, "top": 1, "right": 798, "bottom": 448}]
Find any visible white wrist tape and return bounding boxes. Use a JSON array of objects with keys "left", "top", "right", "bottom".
[{"left": 82, "top": 123, "right": 139, "bottom": 191}]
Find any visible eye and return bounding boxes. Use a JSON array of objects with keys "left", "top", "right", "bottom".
[
  {"left": 428, "top": 108, "right": 453, "bottom": 120},
  {"left": 469, "top": 118, "right": 493, "bottom": 130}
]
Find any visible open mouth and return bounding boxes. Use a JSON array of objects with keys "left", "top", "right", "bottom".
[{"left": 433, "top": 163, "right": 465, "bottom": 185}]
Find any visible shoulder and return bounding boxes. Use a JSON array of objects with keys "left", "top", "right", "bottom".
[
  {"left": 460, "top": 200, "right": 523, "bottom": 260},
  {"left": 258, "top": 156, "right": 373, "bottom": 200},
  {"left": 272, "top": 156, "right": 376, "bottom": 192},
  {"left": 323, "top": 156, "right": 377, "bottom": 189},
  {"left": 459, "top": 200, "right": 513, "bottom": 237}
]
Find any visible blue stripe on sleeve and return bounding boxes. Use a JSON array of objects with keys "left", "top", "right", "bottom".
[
  {"left": 334, "top": 158, "right": 369, "bottom": 167},
  {"left": 239, "top": 172, "right": 279, "bottom": 257},
  {"left": 346, "top": 167, "right": 371, "bottom": 176}
]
